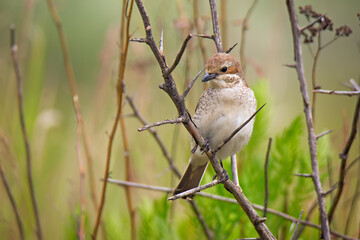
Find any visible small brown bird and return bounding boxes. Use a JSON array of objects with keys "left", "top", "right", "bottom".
[{"left": 173, "top": 53, "right": 257, "bottom": 199}]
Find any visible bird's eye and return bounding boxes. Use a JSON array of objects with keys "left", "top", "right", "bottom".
[{"left": 220, "top": 67, "right": 227, "bottom": 73}]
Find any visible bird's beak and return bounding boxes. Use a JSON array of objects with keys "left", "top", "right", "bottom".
[{"left": 202, "top": 72, "right": 217, "bottom": 82}]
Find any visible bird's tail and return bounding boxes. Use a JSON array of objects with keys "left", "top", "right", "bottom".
[{"left": 173, "top": 155, "right": 208, "bottom": 199}]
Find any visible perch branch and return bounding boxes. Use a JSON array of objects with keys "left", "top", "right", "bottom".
[
  {"left": 107, "top": 179, "right": 357, "bottom": 240},
  {"left": 10, "top": 25, "right": 42, "bottom": 240},
  {"left": 286, "top": 0, "right": 330, "bottom": 238},
  {"left": 138, "top": 116, "right": 186, "bottom": 132},
  {"left": 168, "top": 179, "right": 221, "bottom": 200},
  {"left": 328, "top": 95, "right": 360, "bottom": 223},
  {"left": 134, "top": 1, "right": 275, "bottom": 238}
]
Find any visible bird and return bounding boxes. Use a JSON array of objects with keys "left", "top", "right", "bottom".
[{"left": 173, "top": 53, "right": 257, "bottom": 199}]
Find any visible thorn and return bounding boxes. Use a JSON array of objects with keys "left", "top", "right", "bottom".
[
  {"left": 284, "top": 63, "right": 296, "bottom": 68},
  {"left": 159, "top": 29, "right": 164, "bottom": 55}
]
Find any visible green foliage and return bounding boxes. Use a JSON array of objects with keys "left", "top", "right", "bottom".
[{"left": 138, "top": 196, "right": 179, "bottom": 240}]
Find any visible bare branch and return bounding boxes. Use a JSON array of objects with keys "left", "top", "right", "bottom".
[
  {"left": 293, "top": 173, "right": 313, "bottom": 178},
  {"left": 107, "top": 179, "right": 357, "bottom": 240},
  {"left": 214, "top": 104, "right": 265, "bottom": 154},
  {"left": 313, "top": 89, "right": 360, "bottom": 96},
  {"left": 316, "top": 129, "right": 333, "bottom": 140},
  {"left": 209, "top": 0, "right": 223, "bottom": 52},
  {"left": 290, "top": 210, "right": 304, "bottom": 240},
  {"left": 240, "top": 0, "right": 259, "bottom": 75},
  {"left": 159, "top": 29, "right": 164, "bottom": 56},
  {"left": 225, "top": 43, "right": 238, "bottom": 54},
  {"left": 328, "top": 95, "right": 360, "bottom": 223},
  {"left": 138, "top": 116, "right": 186, "bottom": 131},
  {"left": 286, "top": 1, "right": 330, "bottom": 238},
  {"left": 134, "top": 1, "right": 275, "bottom": 238},
  {"left": 0, "top": 160, "right": 24, "bottom": 240},
  {"left": 349, "top": 78, "right": 360, "bottom": 91},
  {"left": 182, "top": 67, "right": 205, "bottom": 98},
  {"left": 130, "top": 37, "right": 147, "bottom": 43},
  {"left": 284, "top": 63, "right": 296, "bottom": 68},
  {"left": 10, "top": 24, "right": 42, "bottom": 240},
  {"left": 299, "top": 15, "right": 324, "bottom": 33},
  {"left": 168, "top": 179, "right": 221, "bottom": 200},
  {"left": 166, "top": 34, "right": 192, "bottom": 76},
  {"left": 73, "top": 95, "right": 86, "bottom": 240},
  {"left": 263, "top": 138, "right": 272, "bottom": 218}
]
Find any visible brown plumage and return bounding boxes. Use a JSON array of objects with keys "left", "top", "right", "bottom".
[{"left": 173, "top": 53, "right": 257, "bottom": 199}]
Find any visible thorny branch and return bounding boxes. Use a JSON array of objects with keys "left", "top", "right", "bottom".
[
  {"left": 285, "top": 0, "right": 330, "bottom": 239},
  {"left": 10, "top": 25, "right": 42, "bottom": 240},
  {"left": 209, "top": 0, "right": 223, "bottom": 52},
  {"left": 133, "top": 0, "right": 275, "bottom": 239},
  {"left": 138, "top": 117, "right": 186, "bottom": 132}
]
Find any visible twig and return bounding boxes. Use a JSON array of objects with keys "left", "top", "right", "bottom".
[
  {"left": 285, "top": 1, "right": 330, "bottom": 239},
  {"left": 349, "top": 79, "right": 360, "bottom": 91},
  {"left": 10, "top": 24, "right": 42, "bottom": 240},
  {"left": 193, "top": 0, "right": 208, "bottom": 64},
  {"left": 293, "top": 173, "right": 313, "bottom": 178},
  {"left": 182, "top": 67, "right": 205, "bottom": 98},
  {"left": 240, "top": 0, "right": 258, "bottom": 75},
  {"left": 316, "top": 129, "right": 333, "bottom": 140},
  {"left": 209, "top": 0, "right": 223, "bottom": 52},
  {"left": 167, "top": 34, "right": 192, "bottom": 76},
  {"left": 220, "top": 0, "right": 228, "bottom": 50},
  {"left": 299, "top": 15, "right": 324, "bottom": 33},
  {"left": 263, "top": 138, "right": 272, "bottom": 218},
  {"left": 138, "top": 116, "right": 186, "bottom": 131},
  {"left": 225, "top": 43, "right": 238, "bottom": 54},
  {"left": 134, "top": 1, "right": 275, "bottom": 238},
  {"left": 231, "top": 155, "right": 239, "bottom": 186},
  {"left": 45, "top": 0, "right": 99, "bottom": 211},
  {"left": 0, "top": 161, "right": 24, "bottom": 240},
  {"left": 290, "top": 210, "right": 304, "bottom": 240},
  {"left": 74, "top": 95, "right": 86, "bottom": 240},
  {"left": 213, "top": 104, "right": 265, "bottom": 154},
  {"left": 313, "top": 89, "right": 360, "bottom": 96},
  {"left": 93, "top": 1, "right": 135, "bottom": 239},
  {"left": 107, "top": 179, "right": 358, "bottom": 240},
  {"left": 328, "top": 95, "right": 360, "bottom": 223},
  {"left": 345, "top": 154, "right": 360, "bottom": 235},
  {"left": 168, "top": 179, "right": 221, "bottom": 200},
  {"left": 118, "top": 2, "right": 136, "bottom": 239}
]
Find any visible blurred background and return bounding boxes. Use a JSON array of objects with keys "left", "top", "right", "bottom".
[{"left": 0, "top": 0, "right": 359, "bottom": 239}]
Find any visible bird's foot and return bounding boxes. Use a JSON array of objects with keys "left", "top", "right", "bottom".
[{"left": 200, "top": 140, "right": 211, "bottom": 154}]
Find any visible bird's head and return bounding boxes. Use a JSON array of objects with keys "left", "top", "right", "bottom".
[{"left": 202, "top": 53, "right": 246, "bottom": 88}]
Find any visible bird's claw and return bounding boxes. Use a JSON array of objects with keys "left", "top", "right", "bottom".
[{"left": 200, "top": 140, "right": 211, "bottom": 154}]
